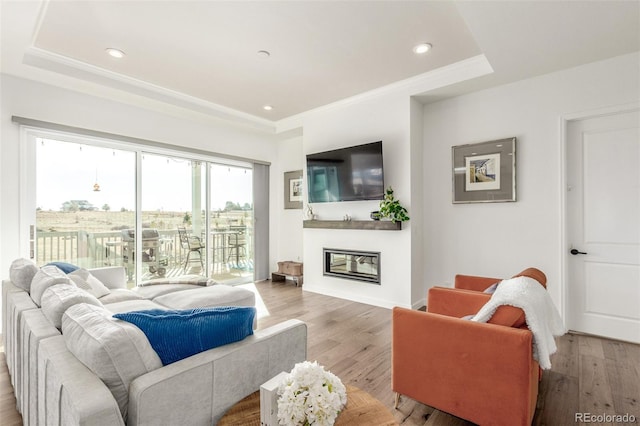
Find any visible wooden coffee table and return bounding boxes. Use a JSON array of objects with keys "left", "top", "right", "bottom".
[{"left": 218, "top": 384, "right": 397, "bottom": 425}]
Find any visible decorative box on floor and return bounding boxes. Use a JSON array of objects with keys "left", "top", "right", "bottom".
[{"left": 272, "top": 261, "right": 303, "bottom": 286}]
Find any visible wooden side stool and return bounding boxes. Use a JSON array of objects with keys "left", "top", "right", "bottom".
[{"left": 272, "top": 261, "right": 303, "bottom": 286}]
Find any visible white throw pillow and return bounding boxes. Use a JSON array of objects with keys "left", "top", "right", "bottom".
[
  {"left": 9, "top": 258, "right": 39, "bottom": 292},
  {"left": 68, "top": 268, "right": 111, "bottom": 298},
  {"left": 30, "top": 265, "right": 72, "bottom": 307},
  {"left": 41, "top": 283, "right": 103, "bottom": 330},
  {"left": 62, "top": 303, "right": 162, "bottom": 419}
]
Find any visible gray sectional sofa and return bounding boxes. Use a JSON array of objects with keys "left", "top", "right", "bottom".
[{"left": 3, "top": 261, "right": 307, "bottom": 426}]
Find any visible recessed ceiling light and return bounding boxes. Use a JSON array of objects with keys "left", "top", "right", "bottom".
[
  {"left": 105, "top": 48, "right": 125, "bottom": 59},
  {"left": 263, "top": 105, "right": 273, "bottom": 111},
  {"left": 257, "top": 50, "right": 271, "bottom": 58},
  {"left": 413, "top": 43, "right": 432, "bottom": 54}
]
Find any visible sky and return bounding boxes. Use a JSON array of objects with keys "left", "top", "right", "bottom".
[{"left": 36, "top": 138, "right": 253, "bottom": 212}]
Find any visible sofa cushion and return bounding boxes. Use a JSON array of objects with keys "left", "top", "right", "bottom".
[
  {"left": 114, "top": 306, "right": 256, "bottom": 365},
  {"left": 41, "top": 283, "right": 103, "bottom": 329},
  {"left": 88, "top": 266, "right": 127, "bottom": 290},
  {"left": 9, "top": 258, "right": 39, "bottom": 292},
  {"left": 68, "top": 268, "right": 111, "bottom": 298},
  {"left": 62, "top": 303, "right": 162, "bottom": 419},
  {"left": 99, "top": 288, "right": 145, "bottom": 304},
  {"left": 30, "top": 265, "right": 72, "bottom": 307},
  {"left": 103, "top": 299, "right": 166, "bottom": 314},
  {"left": 140, "top": 274, "right": 214, "bottom": 287},
  {"left": 153, "top": 285, "right": 255, "bottom": 309},
  {"left": 133, "top": 283, "right": 203, "bottom": 299}
]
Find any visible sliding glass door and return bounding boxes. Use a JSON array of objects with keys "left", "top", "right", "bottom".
[
  {"left": 141, "top": 154, "right": 206, "bottom": 279},
  {"left": 35, "top": 138, "right": 136, "bottom": 278},
  {"left": 209, "top": 164, "right": 254, "bottom": 284},
  {"left": 33, "top": 134, "right": 255, "bottom": 286}
]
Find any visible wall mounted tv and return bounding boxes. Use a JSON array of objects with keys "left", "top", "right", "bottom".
[{"left": 307, "top": 141, "right": 384, "bottom": 203}]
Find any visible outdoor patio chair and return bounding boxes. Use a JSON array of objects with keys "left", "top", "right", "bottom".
[
  {"left": 227, "top": 226, "right": 247, "bottom": 265},
  {"left": 177, "top": 226, "right": 205, "bottom": 272}
]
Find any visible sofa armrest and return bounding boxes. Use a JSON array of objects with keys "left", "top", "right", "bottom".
[
  {"left": 38, "top": 336, "right": 125, "bottom": 426},
  {"left": 454, "top": 274, "right": 501, "bottom": 291},
  {"left": 392, "top": 307, "right": 536, "bottom": 426},
  {"left": 89, "top": 266, "right": 127, "bottom": 289},
  {"left": 127, "top": 319, "right": 308, "bottom": 426},
  {"left": 21, "top": 309, "right": 61, "bottom": 426},
  {"left": 5, "top": 289, "right": 38, "bottom": 389}
]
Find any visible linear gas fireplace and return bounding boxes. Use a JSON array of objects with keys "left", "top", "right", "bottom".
[{"left": 323, "top": 248, "right": 381, "bottom": 284}]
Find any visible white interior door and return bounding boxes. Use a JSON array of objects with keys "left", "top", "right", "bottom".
[{"left": 566, "top": 109, "right": 640, "bottom": 343}]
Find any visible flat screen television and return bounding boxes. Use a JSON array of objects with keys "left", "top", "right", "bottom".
[{"left": 306, "top": 141, "right": 384, "bottom": 203}]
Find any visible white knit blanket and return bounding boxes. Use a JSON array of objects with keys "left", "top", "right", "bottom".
[{"left": 472, "top": 276, "right": 566, "bottom": 369}]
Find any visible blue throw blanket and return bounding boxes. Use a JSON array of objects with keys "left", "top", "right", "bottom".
[{"left": 114, "top": 306, "right": 256, "bottom": 365}]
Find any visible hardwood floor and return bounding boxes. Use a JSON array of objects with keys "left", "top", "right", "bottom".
[
  {"left": 1, "top": 281, "right": 639, "bottom": 425},
  {"left": 1, "top": 351, "right": 22, "bottom": 426}
]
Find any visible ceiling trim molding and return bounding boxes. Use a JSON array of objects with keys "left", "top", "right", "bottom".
[
  {"left": 275, "top": 54, "right": 494, "bottom": 133},
  {"left": 11, "top": 115, "right": 271, "bottom": 166},
  {"left": 22, "top": 46, "right": 278, "bottom": 133}
]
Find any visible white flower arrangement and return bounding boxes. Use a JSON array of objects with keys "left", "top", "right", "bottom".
[{"left": 277, "top": 361, "right": 347, "bottom": 426}]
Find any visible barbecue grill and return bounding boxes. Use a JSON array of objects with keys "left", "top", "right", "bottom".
[{"left": 121, "top": 229, "right": 167, "bottom": 276}]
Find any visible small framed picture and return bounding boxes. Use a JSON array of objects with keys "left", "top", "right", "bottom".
[
  {"left": 284, "top": 170, "right": 303, "bottom": 209},
  {"left": 452, "top": 137, "right": 516, "bottom": 203}
]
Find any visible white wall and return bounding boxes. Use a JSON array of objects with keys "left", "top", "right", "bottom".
[
  {"left": 421, "top": 52, "right": 640, "bottom": 311},
  {"left": 274, "top": 136, "right": 304, "bottom": 267},
  {"left": 0, "top": 74, "right": 280, "bottom": 279},
  {"left": 301, "top": 91, "right": 415, "bottom": 309}
]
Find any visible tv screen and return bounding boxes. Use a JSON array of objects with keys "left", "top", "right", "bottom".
[{"left": 306, "top": 141, "right": 384, "bottom": 203}]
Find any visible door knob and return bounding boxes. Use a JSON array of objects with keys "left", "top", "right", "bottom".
[{"left": 570, "top": 249, "right": 587, "bottom": 255}]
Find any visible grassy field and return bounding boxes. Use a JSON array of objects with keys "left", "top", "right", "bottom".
[{"left": 36, "top": 210, "right": 251, "bottom": 233}]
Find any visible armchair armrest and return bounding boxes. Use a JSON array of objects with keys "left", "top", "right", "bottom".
[
  {"left": 454, "top": 274, "right": 501, "bottom": 292},
  {"left": 392, "top": 307, "right": 537, "bottom": 426}
]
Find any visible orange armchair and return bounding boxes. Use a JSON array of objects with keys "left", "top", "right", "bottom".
[{"left": 392, "top": 273, "right": 544, "bottom": 426}]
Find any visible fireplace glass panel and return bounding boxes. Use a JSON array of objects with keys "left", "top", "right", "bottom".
[{"left": 323, "top": 248, "right": 380, "bottom": 284}]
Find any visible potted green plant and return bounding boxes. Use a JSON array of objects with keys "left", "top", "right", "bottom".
[{"left": 378, "top": 187, "right": 409, "bottom": 223}]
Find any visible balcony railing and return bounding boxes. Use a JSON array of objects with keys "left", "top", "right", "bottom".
[{"left": 35, "top": 228, "right": 254, "bottom": 282}]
